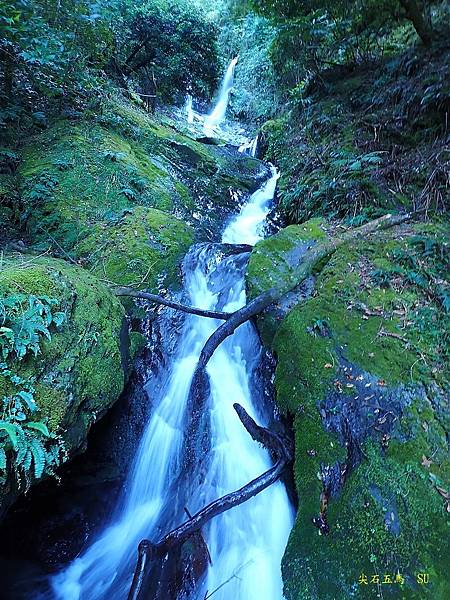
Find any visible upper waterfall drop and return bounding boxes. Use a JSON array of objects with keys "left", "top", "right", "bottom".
[
  {"left": 184, "top": 94, "right": 195, "bottom": 124},
  {"left": 204, "top": 56, "right": 238, "bottom": 131}
]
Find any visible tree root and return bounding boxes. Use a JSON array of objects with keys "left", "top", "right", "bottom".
[{"left": 127, "top": 403, "right": 293, "bottom": 600}]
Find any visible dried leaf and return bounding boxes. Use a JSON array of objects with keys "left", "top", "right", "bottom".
[{"left": 421, "top": 455, "right": 432, "bottom": 468}]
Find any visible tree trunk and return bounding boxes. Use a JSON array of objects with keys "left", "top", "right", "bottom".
[{"left": 399, "top": 0, "right": 434, "bottom": 46}]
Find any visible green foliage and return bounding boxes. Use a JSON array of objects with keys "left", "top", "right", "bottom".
[
  {"left": 0, "top": 293, "right": 66, "bottom": 486},
  {"left": 371, "top": 234, "right": 450, "bottom": 312},
  {"left": 259, "top": 36, "right": 449, "bottom": 225},
  {"left": 1, "top": 0, "right": 116, "bottom": 109},
  {"left": 242, "top": 0, "right": 447, "bottom": 107},
  {"left": 279, "top": 142, "right": 389, "bottom": 221},
  {"left": 0, "top": 0, "right": 219, "bottom": 136},
  {"left": 0, "top": 294, "right": 65, "bottom": 359},
  {"left": 124, "top": 0, "right": 219, "bottom": 103},
  {"left": 214, "top": 6, "right": 280, "bottom": 121}
]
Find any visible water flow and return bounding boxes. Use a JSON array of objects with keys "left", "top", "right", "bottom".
[
  {"left": 185, "top": 94, "right": 195, "bottom": 124},
  {"left": 222, "top": 167, "right": 279, "bottom": 245},
  {"left": 204, "top": 57, "right": 238, "bottom": 131},
  {"left": 52, "top": 167, "right": 292, "bottom": 600},
  {"left": 238, "top": 135, "right": 258, "bottom": 158},
  {"left": 199, "top": 168, "right": 293, "bottom": 600}
]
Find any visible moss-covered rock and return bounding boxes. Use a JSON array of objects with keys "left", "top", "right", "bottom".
[
  {"left": 246, "top": 218, "right": 327, "bottom": 344},
  {"left": 14, "top": 95, "right": 268, "bottom": 319},
  {"left": 0, "top": 93, "right": 271, "bottom": 519},
  {"left": 74, "top": 206, "right": 194, "bottom": 288},
  {"left": 0, "top": 254, "right": 127, "bottom": 517},
  {"left": 18, "top": 97, "right": 268, "bottom": 264},
  {"left": 246, "top": 218, "right": 450, "bottom": 599}
]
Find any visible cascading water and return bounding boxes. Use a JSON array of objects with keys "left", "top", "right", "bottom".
[
  {"left": 51, "top": 166, "right": 293, "bottom": 600},
  {"left": 184, "top": 94, "right": 195, "bottom": 124},
  {"left": 204, "top": 57, "right": 238, "bottom": 131},
  {"left": 238, "top": 135, "right": 258, "bottom": 158}
]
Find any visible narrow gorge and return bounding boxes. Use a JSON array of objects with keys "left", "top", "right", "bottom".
[{"left": 0, "top": 1, "right": 448, "bottom": 599}]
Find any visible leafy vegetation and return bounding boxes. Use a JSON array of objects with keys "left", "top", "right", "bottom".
[
  {"left": 0, "top": 0, "right": 219, "bottom": 143},
  {"left": 0, "top": 293, "right": 66, "bottom": 487}
]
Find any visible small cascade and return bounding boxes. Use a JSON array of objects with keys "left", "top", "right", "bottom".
[
  {"left": 51, "top": 167, "right": 293, "bottom": 600},
  {"left": 184, "top": 94, "right": 195, "bottom": 124},
  {"left": 204, "top": 56, "right": 238, "bottom": 131},
  {"left": 238, "top": 135, "right": 259, "bottom": 158}
]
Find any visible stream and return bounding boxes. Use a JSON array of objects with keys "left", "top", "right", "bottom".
[
  {"left": 46, "top": 58, "right": 294, "bottom": 599},
  {"left": 51, "top": 163, "right": 293, "bottom": 600}
]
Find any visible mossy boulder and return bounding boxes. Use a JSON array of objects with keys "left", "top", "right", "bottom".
[
  {"left": 246, "top": 218, "right": 450, "bottom": 599},
  {"left": 18, "top": 97, "right": 268, "bottom": 264},
  {"left": 74, "top": 206, "right": 194, "bottom": 289},
  {"left": 0, "top": 255, "right": 128, "bottom": 517}
]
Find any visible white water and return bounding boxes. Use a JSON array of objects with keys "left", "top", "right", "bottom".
[
  {"left": 200, "top": 166, "right": 293, "bottom": 600},
  {"left": 185, "top": 94, "right": 195, "bottom": 124},
  {"left": 52, "top": 167, "right": 293, "bottom": 600},
  {"left": 238, "top": 135, "right": 258, "bottom": 158},
  {"left": 222, "top": 168, "right": 279, "bottom": 246},
  {"left": 204, "top": 57, "right": 238, "bottom": 131}
]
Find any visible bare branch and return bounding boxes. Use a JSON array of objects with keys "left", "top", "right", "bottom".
[
  {"left": 114, "top": 287, "right": 233, "bottom": 320},
  {"left": 127, "top": 404, "right": 292, "bottom": 600}
]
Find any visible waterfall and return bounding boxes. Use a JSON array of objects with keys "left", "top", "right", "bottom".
[
  {"left": 185, "top": 94, "right": 194, "bottom": 124},
  {"left": 199, "top": 167, "right": 293, "bottom": 600},
  {"left": 238, "top": 135, "right": 259, "bottom": 158},
  {"left": 51, "top": 167, "right": 293, "bottom": 600},
  {"left": 204, "top": 57, "right": 238, "bottom": 131}
]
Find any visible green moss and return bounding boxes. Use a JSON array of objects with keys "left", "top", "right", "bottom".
[
  {"left": 74, "top": 206, "right": 193, "bottom": 299},
  {"left": 247, "top": 219, "right": 327, "bottom": 297},
  {"left": 274, "top": 307, "right": 336, "bottom": 412},
  {"left": 0, "top": 255, "right": 126, "bottom": 443},
  {"left": 246, "top": 219, "right": 328, "bottom": 343},
  {"left": 247, "top": 220, "right": 450, "bottom": 599},
  {"left": 16, "top": 100, "right": 268, "bottom": 312},
  {"left": 32, "top": 384, "right": 67, "bottom": 432},
  {"left": 283, "top": 440, "right": 449, "bottom": 600},
  {"left": 129, "top": 331, "right": 147, "bottom": 361},
  {"left": 20, "top": 121, "right": 177, "bottom": 250}
]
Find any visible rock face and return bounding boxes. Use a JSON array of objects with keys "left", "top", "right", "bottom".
[
  {"left": 0, "top": 93, "right": 269, "bottom": 518},
  {"left": 246, "top": 219, "right": 449, "bottom": 599},
  {"left": 0, "top": 256, "right": 126, "bottom": 518}
]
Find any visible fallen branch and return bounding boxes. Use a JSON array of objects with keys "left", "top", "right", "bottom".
[
  {"left": 188, "top": 212, "right": 414, "bottom": 427},
  {"left": 114, "top": 287, "right": 232, "bottom": 320},
  {"left": 128, "top": 404, "right": 292, "bottom": 600},
  {"left": 378, "top": 327, "right": 410, "bottom": 345}
]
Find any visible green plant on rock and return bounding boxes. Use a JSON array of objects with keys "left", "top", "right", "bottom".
[{"left": 0, "top": 293, "right": 66, "bottom": 487}]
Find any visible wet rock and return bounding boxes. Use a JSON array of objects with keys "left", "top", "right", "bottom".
[
  {"left": 0, "top": 255, "right": 127, "bottom": 518},
  {"left": 246, "top": 218, "right": 450, "bottom": 599}
]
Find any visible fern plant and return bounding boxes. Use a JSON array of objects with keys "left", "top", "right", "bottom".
[{"left": 0, "top": 294, "right": 66, "bottom": 488}]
